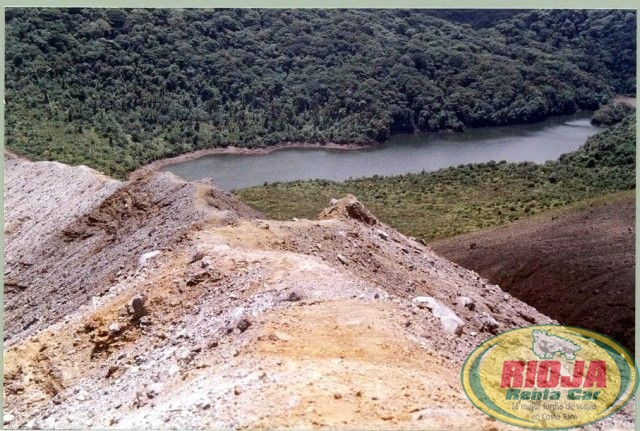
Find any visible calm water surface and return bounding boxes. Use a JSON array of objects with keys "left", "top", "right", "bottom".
[{"left": 165, "top": 112, "right": 599, "bottom": 191}]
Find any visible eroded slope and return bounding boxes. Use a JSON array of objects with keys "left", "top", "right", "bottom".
[
  {"left": 4, "top": 156, "right": 260, "bottom": 343},
  {"left": 3, "top": 159, "right": 634, "bottom": 430}
]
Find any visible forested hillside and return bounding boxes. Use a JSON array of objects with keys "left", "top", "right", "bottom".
[{"left": 5, "top": 9, "right": 636, "bottom": 177}]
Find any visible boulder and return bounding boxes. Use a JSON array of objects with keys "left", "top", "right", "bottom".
[
  {"left": 237, "top": 318, "right": 251, "bottom": 333},
  {"left": 3, "top": 413, "right": 14, "bottom": 424},
  {"left": 458, "top": 296, "right": 475, "bottom": 311},
  {"left": 412, "top": 296, "right": 464, "bottom": 336},
  {"left": 375, "top": 229, "right": 389, "bottom": 241},
  {"left": 480, "top": 313, "right": 500, "bottom": 334},
  {"left": 319, "top": 195, "right": 378, "bottom": 225},
  {"left": 146, "top": 382, "right": 164, "bottom": 399},
  {"left": 128, "top": 294, "right": 147, "bottom": 320},
  {"left": 108, "top": 322, "right": 121, "bottom": 334}
]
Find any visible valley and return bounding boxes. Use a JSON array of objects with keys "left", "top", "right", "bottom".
[{"left": 3, "top": 7, "right": 636, "bottom": 430}]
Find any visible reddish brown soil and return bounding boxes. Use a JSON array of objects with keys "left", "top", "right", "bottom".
[{"left": 432, "top": 192, "right": 635, "bottom": 355}]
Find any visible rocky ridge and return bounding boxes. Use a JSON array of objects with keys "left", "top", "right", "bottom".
[{"left": 3, "top": 156, "right": 634, "bottom": 429}]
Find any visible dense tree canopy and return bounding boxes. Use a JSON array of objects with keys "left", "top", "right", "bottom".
[{"left": 5, "top": 8, "right": 636, "bottom": 177}]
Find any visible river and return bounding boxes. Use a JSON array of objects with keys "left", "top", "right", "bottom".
[{"left": 164, "top": 112, "right": 599, "bottom": 191}]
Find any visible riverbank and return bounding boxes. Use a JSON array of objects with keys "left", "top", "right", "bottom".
[
  {"left": 156, "top": 112, "right": 598, "bottom": 191},
  {"left": 235, "top": 115, "right": 634, "bottom": 240},
  {"left": 128, "top": 141, "right": 376, "bottom": 180},
  {"left": 128, "top": 107, "right": 609, "bottom": 183}
]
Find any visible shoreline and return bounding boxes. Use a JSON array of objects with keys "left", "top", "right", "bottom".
[
  {"left": 128, "top": 141, "right": 377, "bottom": 180},
  {"left": 128, "top": 107, "right": 610, "bottom": 181}
]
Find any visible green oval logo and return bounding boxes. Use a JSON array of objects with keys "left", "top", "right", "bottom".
[{"left": 461, "top": 325, "right": 637, "bottom": 429}]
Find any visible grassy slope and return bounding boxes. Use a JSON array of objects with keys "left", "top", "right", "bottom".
[{"left": 235, "top": 116, "right": 635, "bottom": 241}]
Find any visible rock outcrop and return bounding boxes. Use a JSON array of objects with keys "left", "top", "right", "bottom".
[{"left": 4, "top": 156, "right": 260, "bottom": 343}]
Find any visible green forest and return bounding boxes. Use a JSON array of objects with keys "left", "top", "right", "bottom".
[
  {"left": 5, "top": 8, "right": 636, "bottom": 178},
  {"left": 237, "top": 115, "right": 636, "bottom": 240}
]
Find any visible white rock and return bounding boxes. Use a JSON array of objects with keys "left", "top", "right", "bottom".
[
  {"left": 480, "top": 313, "right": 500, "bottom": 334},
  {"left": 272, "top": 330, "right": 293, "bottom": 341},
  {"left": 412, "top": 296, "right": 464, "bottom": 336},
  {"left": 138, "top": 250, "right": 161, "bottom": 268},
  {"left": 3, "top": 413, "right": 14, "bottom": 424},
  {"left": 43, "top": 416, "right": 57, "bottom": 428},
  {"left": 287, "top": 395, "right": 301, "bottom": 408},
  {"left": 458, "top": 296, "right": 475, "bottom": 310}
]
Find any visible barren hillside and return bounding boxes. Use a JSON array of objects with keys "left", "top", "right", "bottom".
[
  {"left": 3, "top": 157, "right": 634, "bottom": 429},
  {"left": 432, "top": 192, "right": 635, "bottom": 355}
]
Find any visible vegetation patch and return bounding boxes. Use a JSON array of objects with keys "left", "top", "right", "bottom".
[
  {"left": 236, "top": 117, "right": 635, "bottom": 241},
  {"left": 592, "top": 101, "right": 635, "bottom": 126}
]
